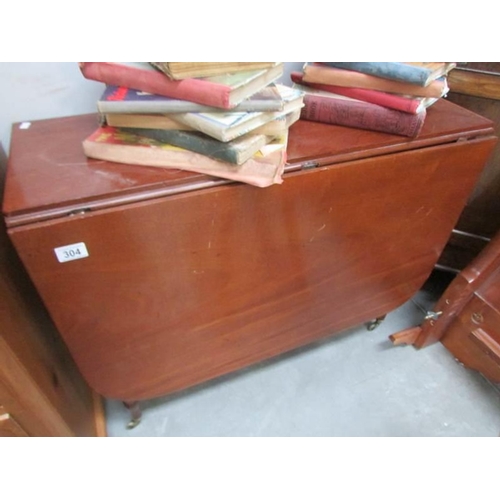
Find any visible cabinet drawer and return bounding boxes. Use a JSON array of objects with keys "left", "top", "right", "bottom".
[
  {"left": 460, "top": 295, "right": 500, "bottom": 347},
  {"left": 442, "top": 295, "right": 500, "bottom": 382}
]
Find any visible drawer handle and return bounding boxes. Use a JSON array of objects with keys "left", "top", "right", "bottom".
[
  {"left": 469, "top": 328, "right": 500, "bottom": 366},
  {"left": 471, "top": 312, "right": 484, "bottom": 324}
]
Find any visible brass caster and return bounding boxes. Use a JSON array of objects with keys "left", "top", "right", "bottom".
[
  {"left": 366, "top": 315, "right": 386, "bottom": 331},
  {"left": 123, "top": 400, "right": 142, "bottom": 430},
  {"left": 127, "top": 417, "right": 141, "bottom": 430}
]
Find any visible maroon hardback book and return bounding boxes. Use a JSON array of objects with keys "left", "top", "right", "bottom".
[{"left": 300, "top": 90, "right": 426, "bottom": 138}]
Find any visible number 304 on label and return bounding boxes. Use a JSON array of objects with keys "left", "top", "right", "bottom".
[{"left": 54, "top": 242, "right": 89, "bottom": 263}]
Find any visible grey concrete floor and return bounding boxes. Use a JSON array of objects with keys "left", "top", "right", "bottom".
[{"left": 105, "top": 271, "right": 500, "bottom": 437}]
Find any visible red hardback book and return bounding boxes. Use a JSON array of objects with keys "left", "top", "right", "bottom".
[
  {"left": 298, "top": 86, "right": 426, "bottom": 138},
  {"left": 291, "top": 72, "right": 436, "bottom": 114},
  {"left": 302, "top": 64, "right": 448, "bottom": 98},
  {"left": 79, "top": 62, "right": 284, "bottom": 110}
]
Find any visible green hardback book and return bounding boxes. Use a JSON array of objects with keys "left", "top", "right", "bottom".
[
  {"left": 82, "top": 126, "right": 287, "bottom": 188},
  {"left": 125, "top": 128, "right": 272, "bottom": 165}
]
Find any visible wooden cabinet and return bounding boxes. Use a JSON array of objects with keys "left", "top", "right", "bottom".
[
  {"left": 0, "top": 186, "right": 105, "bottom": 436},
  {"left": 438, "top": 63, "right": 500, "bottom": 272},
  {"left": 443, "top": 292, "right": 500, "bottom": 383},
  {"left": 393, "top": 230, "right": 500, "bottom": 385},
  {"left": 2, "top": 100, "right": 496, "bottom": 418},
  {"left": 0, "top": 406, "right": 28, "bottom": 437}
]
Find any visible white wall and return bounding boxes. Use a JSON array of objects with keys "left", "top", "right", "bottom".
[
  {"left": 0, "top": 63, "right": 104, "bottom": 156},
  {"left": 0, "top": 62, "right": 305, "bottom": 157}
]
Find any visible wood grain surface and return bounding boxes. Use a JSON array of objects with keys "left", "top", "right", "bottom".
[{"left": 3, "top": 101, "right": 496, "bottom": 402}]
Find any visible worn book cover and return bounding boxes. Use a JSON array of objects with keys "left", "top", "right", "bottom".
[
  {"left": 97, "top": 84, "right": 285, "bottom": 114},
  {"left": 104, "top": 113, "right": 190, "bottom": 130},
  {"left": 123, "top": 128, "right": 272, "bottom": 165},
  {"left": 291, "top": 72, "right": 438, "bottom": 114},
  {"left": 82, "top": 126, "right": 287, "bottom": 187},
  {"left": 149, "top": 62, "right": 276, "bottom": 80},
  {"left": 303, "top": 64, "right": 449, "bottom": 98},
  {"left": 296, "top": 85, "right": 426, "bottom": 138},
  {"left": 253, "top": 108, "right": 301, "bottom": 135},
  {"left": 105, "top": 108, "right": 302, "bottom": 136},
  {"left": 320, "top": 62, "right": 456, "bottom": 87},
  {"left": 79, "top": 62, "right": 284, "bottom": 109},
  {"left": 172, "top": 84, "right": 304, "bottom": 142}
]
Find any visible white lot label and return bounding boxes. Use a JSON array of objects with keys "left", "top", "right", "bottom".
[{"left": 54, "top": 242, "right": 89, "bottom": 263}]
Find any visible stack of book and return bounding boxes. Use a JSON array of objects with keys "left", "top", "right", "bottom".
[
  {"left": 78, "top": 62, "right": 305, "bottom": 188},
  {"left": 290, "top": 62, "right": 457, "bottom": 138}
]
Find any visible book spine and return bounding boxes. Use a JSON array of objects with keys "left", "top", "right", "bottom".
[
  {"left": 97, "top": 99, "right": 218, "bottom": 114},
  {"left": 98, "top": 98, "right": 283, "bottom": 114},
  {"left": 82, "top": 137, "right": 285, "bottom": 188},
  {"left": 303, "top": 65, "right": 446, "bottom": 98},
  {"left": 79, "top": 62, "right": 232, "bottom": 109},
  {"left": 321, "top": 62, "right": 431, "bottom": 86},
  {"left": 151, "top": 62, "right": 276, "bottom": 80},
  {"left": 301, "top": 94, "right": 426, "bottom": 138},
  {"left": 323, "top": 86, "right": 421, "bottom": 114},
  {"left": 104, "top": 114, "right": 191, "bottom": 130},
  {"left": 290, "top": 72, "right": 420, "bottom": 114},
  {"left": 125, "top": 128, "right": 242, "bottom": 164}
]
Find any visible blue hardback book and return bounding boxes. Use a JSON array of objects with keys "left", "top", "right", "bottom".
[{"left": 321, "top": 62, "right": 456, "bottom": 87}]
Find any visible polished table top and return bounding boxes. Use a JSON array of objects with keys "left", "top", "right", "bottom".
[{"left": 3, "top": 99, "right": 494, "bottom": 225}]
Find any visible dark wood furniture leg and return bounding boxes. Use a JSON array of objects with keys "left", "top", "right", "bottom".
[{"left": 123, "top": 401, "right": 142, "bottom": 429}]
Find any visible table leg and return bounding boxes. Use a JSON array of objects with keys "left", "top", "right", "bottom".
[
  {"left": 366, "top": 315, "right": 386, "bottom": 331},
  {"left": 123, "top": 401, "right": 142, "bottom": 429}
]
